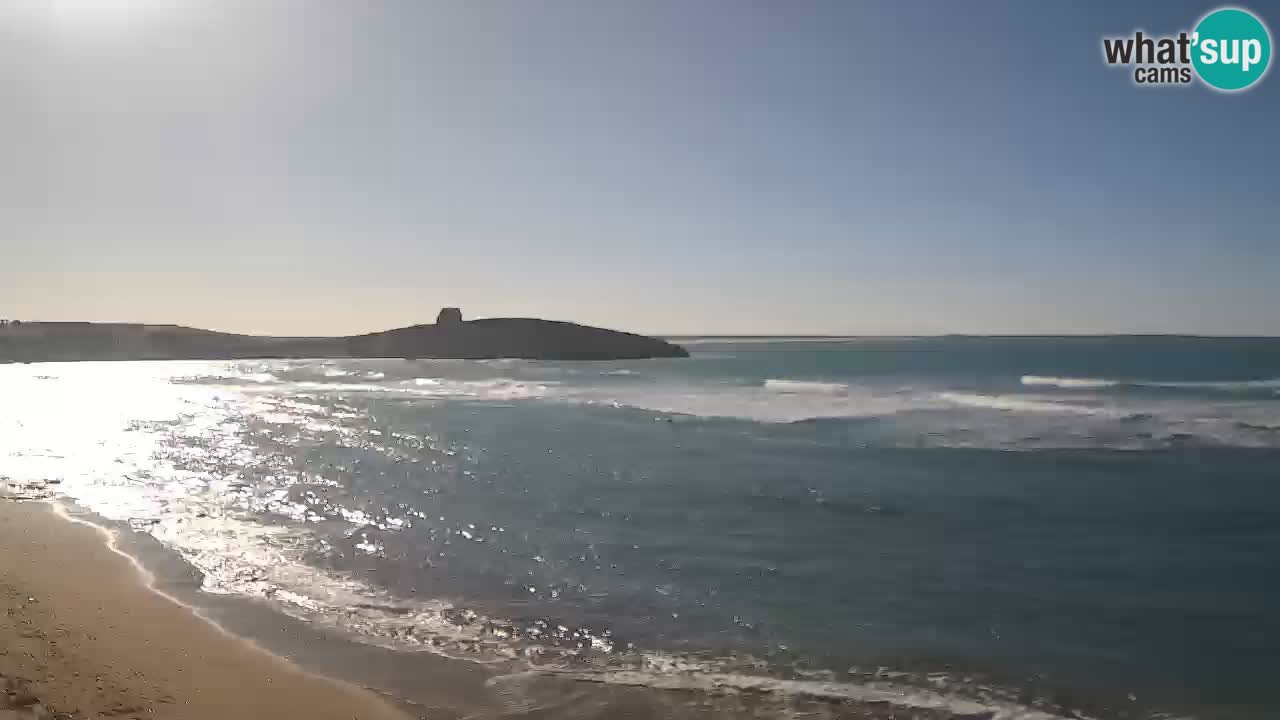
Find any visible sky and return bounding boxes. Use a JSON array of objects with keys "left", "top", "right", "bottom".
[{"left": 1, "top": 0, "right": 1277, "bottom": 336}]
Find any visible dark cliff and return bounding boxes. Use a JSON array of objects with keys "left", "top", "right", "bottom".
[{"left": 0, "top": 317, "right": 688, "bottom": 363}]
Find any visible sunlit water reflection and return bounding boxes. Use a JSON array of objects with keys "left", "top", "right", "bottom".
[{"left": 2, "top": 349, "right": 1279, "bottom": 719}]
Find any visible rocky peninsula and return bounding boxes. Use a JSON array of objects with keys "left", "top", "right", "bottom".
[{"left": 0, "top": 309, "right": 688, "bottom": 363}]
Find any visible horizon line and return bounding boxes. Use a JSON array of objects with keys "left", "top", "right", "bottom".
[{"left": 5, "top": 320, "right": 1280, "bottom": 341}]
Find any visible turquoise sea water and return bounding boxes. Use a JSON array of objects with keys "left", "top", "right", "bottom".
[{"left": 2, "top": 337, "right": 1278, "bottom": 719}]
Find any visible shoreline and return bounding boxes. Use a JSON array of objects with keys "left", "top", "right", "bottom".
[
  {"left": 0, "top": 499, "right": 1022, "bottom": 720},
  {"left": 0, "top": 500, "right": 417, "bottom": 720}
]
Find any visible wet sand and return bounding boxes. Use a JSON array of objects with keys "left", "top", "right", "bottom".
[{"left": 0, "top": 500, "right": 412, "bottom": 720}]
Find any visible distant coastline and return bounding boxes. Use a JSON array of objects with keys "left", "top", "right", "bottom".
[{"left": 0, "top": 310, "right": 688, "bottom": 363}]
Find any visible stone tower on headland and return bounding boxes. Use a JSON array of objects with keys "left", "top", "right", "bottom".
[{"left": 436, "top": 307, "right": 462, "bottom": 326}]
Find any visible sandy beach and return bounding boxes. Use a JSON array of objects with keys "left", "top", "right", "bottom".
[{"left": 0, "top": 500, "right": 412, "bottom": 720}]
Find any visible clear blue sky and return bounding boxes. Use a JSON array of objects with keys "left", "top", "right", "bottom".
[{"left": 1, "top": 1, "right": 1276, "bottom": 335}]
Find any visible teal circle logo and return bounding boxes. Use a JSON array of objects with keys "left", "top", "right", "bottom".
[{"left": 1192, "top": 7, "right": 1272, "bottom": 91}]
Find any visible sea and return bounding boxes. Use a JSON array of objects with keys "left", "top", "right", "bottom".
[{"left": 1, "top": 336, "right": 1278, "bottom": 720}]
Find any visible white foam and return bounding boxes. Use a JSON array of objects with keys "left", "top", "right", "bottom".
[
  {"left": 1021, "top": 375, "right": 1118, "bottom": 389},
  {"left": 433, "top": 378, "right": 555, "bottom": 401},
  {"left": 589, "top": 384, "right": 923, "bottom": 423},
  {"left": 292, "top": 382, "right": 399, "bottom": 394},
  {"left": 1021, "top": 375, "right": 1280, "bottom": 392},
  {"left": 1142, "top": 378, "right": 1280, "bottom": 391},
  {"left": 547, "top": 663, "right": 1081, "bottom": 720},
  {"left": 940, "top": 392, "right": 1106, "bottom": 415},
  {"left": 235, "top": 372, "right": 280, "bottom": 384},
  {"left": 763, "top": 379, "right": 850, "bottom": 394}
]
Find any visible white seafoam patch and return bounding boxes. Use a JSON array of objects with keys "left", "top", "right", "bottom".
[
  {"left": 1021, "top": 375, "right": 1120, "bottom": 389},
  {"left": 938, "top": 391, "right": 1113, "bottom": 416},
  {"left": 761, "top": 379, "right": 851, "bottom": 394},
  {"left": 1022, "top": 374, "right": 1280, "bottom": 392}
]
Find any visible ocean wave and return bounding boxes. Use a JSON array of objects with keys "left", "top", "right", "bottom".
[
  {"left": 292, "top": 381, "right": 399, "bottom": 394},
  {"left": 61, "top": 484, "right": 1079, "bottom": 720},
  {"left": 189, "top": 370, "right": 279, "bottom": 385},
  {"left": 184, "top": 363, "right": 1280, "bottom": 449},
  {"left": 447, "top": 378, "right": 556, "bottom": 400},
  {"left": 1022, "top": 375, "right": 1280, "bottom": 392},
  {"left": 271, "top": 377, "right": 558, "bottom": 401},
  {"left": 762, "top": 379, "right": 850, "bottom": 394},
  {"left": 595, "top": 386, "right": 920, "bottom": 423},
  {"left": 545, "top": 664, "right": 1083, "bottom": 720},
  {"left": 1021, "top": 375, "right": 1119, "bottom": 389},
  {"left": 94, "top": 488, "right": 1082, "bottom": 719},
  {"left": 939, "top": 392, "right": 1107, "bottom": 415},
  {"left": 1147, "top": 378, "right": 1280, "bottom": 391}
]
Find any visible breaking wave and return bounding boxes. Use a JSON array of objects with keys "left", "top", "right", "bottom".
[
  {"left": 1022, "top": 375, "right": 1280, "bottom": 392},
  {"left": 762, "top": 379, "right": 851, "bottom": 394},
  {"left": 939, "top": 391, "right": 1109, "bottom": 415},
  {"left": 208, "top": 364, "right": 1280, "bottom": 448},
  {"left": 1021, "top": 375, "right": 1119, "bottom": 389}
]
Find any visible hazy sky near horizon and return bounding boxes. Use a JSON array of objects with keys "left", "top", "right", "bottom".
[{"left": 2, "top": 1, "right": 1277, "bottom": 336}]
